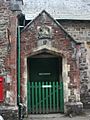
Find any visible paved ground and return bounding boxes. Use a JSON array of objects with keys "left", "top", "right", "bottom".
[{"left": 24, "top": 111, "right": 90, "bottom": 120}]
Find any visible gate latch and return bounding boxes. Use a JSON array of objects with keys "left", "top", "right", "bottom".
[{"left": 42, "top": 85, "right": 52, "bottom": 88}]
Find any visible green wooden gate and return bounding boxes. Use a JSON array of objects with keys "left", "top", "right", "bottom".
[
  {"left": 27, "top": 81, "right": 64, "bottom": 114},
  {"left": 27, "top": 57, "right": 64, "bottom": 114}
]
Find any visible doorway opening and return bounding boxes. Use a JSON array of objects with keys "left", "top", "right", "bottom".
[{"left": 27, "top": 52, "right": 64, "bottom": 114}]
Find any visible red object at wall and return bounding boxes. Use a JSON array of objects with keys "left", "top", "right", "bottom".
[{"left": 0, "top": 77, "right": 4, "bottom": 102}]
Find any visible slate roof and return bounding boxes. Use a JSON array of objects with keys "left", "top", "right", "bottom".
[{"left": 21, "top": 0, "right": 90, "bottom": 20}]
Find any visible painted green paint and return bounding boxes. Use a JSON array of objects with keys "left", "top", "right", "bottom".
[
  {"left": 17, "top": 26, "right": 21, "bottom": 105},
  {"left": 27, "top": 57, "right": 64, "bottom": 113},
  {"left": 17, "top": 26, "right": 24, "bottom": 118},
  {"left": 27, "top": 81, "right": 64, "bottom": 114},
  {"left": 46, "top": 82, "right": 48, "bottom": 113},
  {"left": 60, "top": 81, "right": 64, "bottom": 112},
  {"left": 56, "top": 82, "right": 59, "bottom": 112},
  {"left": 42, "top": 82, "right": 45, "bottom": 113},
  {"left": 53, "top": 82, "right": 55, "bottom": 112},
  {"left": 39, "top": 82, "right": 41, "bottom": 113},
  {"left": 17, "top": 26, "right": 24, "bottom": 106},
  {"left": 35, "top": 82, "right": 38, "bottom": 113},
  {"left": 27, "top": 81, "right": 30, "bottom": 112},
  {"left": 49, "top": 82, "right": 52, "bottom": 112},
  {"left": 31, "top": 82, "right": 34, "bottom": 113}
]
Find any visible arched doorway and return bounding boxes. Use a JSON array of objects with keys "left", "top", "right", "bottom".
[{"left": 27, "top": 52, "right": 64, "bottom": 114}]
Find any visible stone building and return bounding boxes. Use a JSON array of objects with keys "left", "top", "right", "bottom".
[
  {"left": 0, "top": 0, "right": 23, "bottom": 119},
  {"left": 0, "top": 0, "right": 90, "bottom": 119}
]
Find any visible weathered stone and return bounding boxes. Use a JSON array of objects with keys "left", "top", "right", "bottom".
[
  {"left": 20, "top": 10, "right": 81, "bottom": 115},
  {"left": 65, "top": 102, "right": 83, "bottom": 116},
  {"left": 0, "top": 106, "right": 18, "bottom": 120},
  {"left": 60, "top": 21, "right": 90, "bottom": 42},
  {"left": 0, "top": 0, "right": 22, "bottom": 119},
  {"left": 1, "top": 0, "right": 90, "bottom": 118}
]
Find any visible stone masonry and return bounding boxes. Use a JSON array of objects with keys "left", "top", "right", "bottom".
[
  {"left": 60, "top": 20, "right": 90, "bottom": 106},
  {"left": 60, "top": 20, "right": 90, "bottom": 42},
  {"left": 20, "top": 11, "right": 82, "bottom": 114},
  {"left": 0, "top": 0, "right": 90, "bottom": 119},
  {"left": 0, "top": 0, "right": 22, "bottom": 119}
]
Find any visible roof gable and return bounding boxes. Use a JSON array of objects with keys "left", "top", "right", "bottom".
[{"left": 21, "top": 10, "right": 80, "bottom": 43}]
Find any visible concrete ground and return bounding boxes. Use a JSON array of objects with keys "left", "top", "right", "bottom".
[{"left": 24, "top": 111, "right": 90, "bottom": 120}]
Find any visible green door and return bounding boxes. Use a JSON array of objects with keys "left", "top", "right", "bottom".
[{"left": 27, "top": 57, "right": 64, "bottom": 114}]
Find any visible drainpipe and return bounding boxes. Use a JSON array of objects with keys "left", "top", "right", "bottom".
[
  {"left": 17, "top": 26, "right": 20, "bottom": 106},
  {"left": 17, "top": 26, "right": 24, "bottom": 119}
]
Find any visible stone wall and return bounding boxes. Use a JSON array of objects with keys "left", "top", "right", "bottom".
[
  {"left": 0, "top": 1, "right": 10, "bottom": 75},
  {"left": 60, "top": 20, "right": 90, "bottom": 42},
  {"left": 0, "top": 0, "right": 21, "bottom": 119},
  {"left": 80, "top": 43, "right": 90, "bottom": 108},
  {"left": 79, "top": 43, "right": 89, "bottom": 104},
  {"left": 60, "top": 20, "right": 90, "bottom": 107},
  {"left": 20, "top": 11, "right": 81, "bottom": 112},
  {"left": 0, "top": 0, "right": 17, "bottom": 106},
  {"left": 87, "top": 43, "right": 90, "bottom": 92},
  {"left": 0, "top": 1, "right": 11, "bottom": 105},
  {"left": 0, "top": 106, "right": 18, "bottom": 120},
  {"left": 1, "top": 1, "right": 90, "bottom": 117}
]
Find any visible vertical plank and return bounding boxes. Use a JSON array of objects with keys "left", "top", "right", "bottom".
[
  {"left": 42, "top": 82, "right": 45, "bottom": 113},
  {"left": 27, "top": 81, "right": 30, "bottom": 113},
  {"left": 49, "top": 82, "right": 52, "bottom": 112},
  {"left": 56, "top": 82, "right": 59, "bottom": 112},
  {"left": 39, "top": 82, "right": 41, "bottom": 113},
  {"left": 60, "top": 82, "right": 64, "bottom": 112},
  {"left": 32, "top": 82, "right": 34, "bottom": 113},
  {"left": 53, "top": 82, "right": 55, "bottom": 112},
  {"left": 46, "top": 82, "right": 48, "bottom": 113},
  {"left": 35, "top": 82, "right": 38, "bottom": 113}
]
